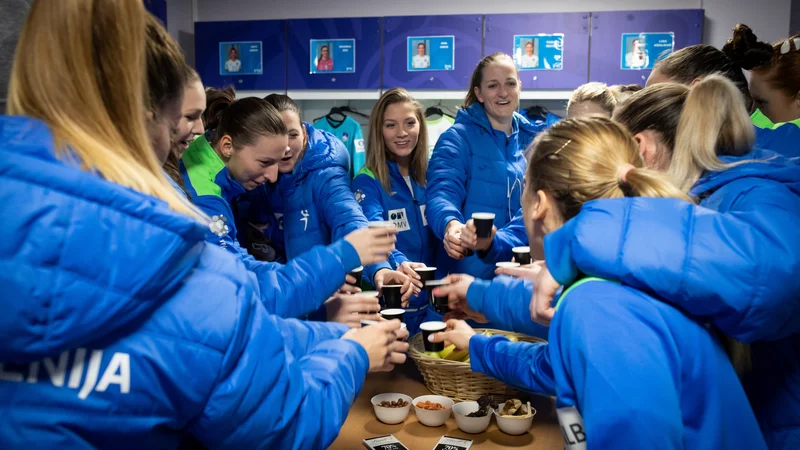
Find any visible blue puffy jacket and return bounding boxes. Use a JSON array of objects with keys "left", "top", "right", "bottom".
[
  {"left": 352, "top": 162, "right": 436, "bottom": 332},
  {"left": 180, "top": 134, "right": 361, "bottom": 319},
  {"left": 425, "top": 103, "right": 544, "bottom": 280},
  {"left": 464, "top": 276, "right": 548, "bottom": 339},
  {"left": 265, "top": 123, "right": 391, "bottom": 279},
  {"left": 545, "top": 147, "right": 800, "bottom": 449},
  {"left": 471, "top": 278, "right": 767, "bottom": 449},
  {"left": 753, "top": 120, "right": 800, "bottom": 159},
  {"left": 0, "top": 116, "right": 369, "bottom": 448}
]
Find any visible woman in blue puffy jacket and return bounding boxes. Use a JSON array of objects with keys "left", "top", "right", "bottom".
[
  {"left": 0, "top": 2, "right": 408, "bottom": 448},
  {"left": 180, "top": 87, "right": 396, "bottom": 324},
  {"left": 352, "top": 88, "right": 436, "bottom": 333},
  {"left": 431, "top": 116, "right": 766, "bottom": 449},
  {"left": 260, "top": 94, "right": 418, "bottom": 320},
  {"left": 449, "top": 76, "right": 800, "bottom": 448},
  {"left": 534, "top": 77, "right": 800, "bottom": 450},
  {"left": 425, "top": 52, "right": 544, "bottom": 281}
]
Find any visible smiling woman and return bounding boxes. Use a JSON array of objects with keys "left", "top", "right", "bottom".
[
  {"left": 352, "top": 88, "right": 435, "bottom": 333},
  {"left": 424, "top": 53, "right": 545, "bottom": 327},
  {"left": 179, "top": 86, "right": 288, "bottom": 252}
]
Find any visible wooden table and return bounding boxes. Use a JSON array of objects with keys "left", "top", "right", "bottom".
[{"left": 330, "top": 362, "right": 563, "bottom": 449}]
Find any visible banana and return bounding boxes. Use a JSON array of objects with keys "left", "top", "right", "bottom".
[
  {"left": 424, "top": 351, "right": 441, "bottom": 358},
  {"left": 444, "top": 348, "right": 469, "bottom": 361},
  {"left": 438, "top": 344, "right": 456, "bottom": 359},
  {"left": 507, "top": 336, "right": 519, "bottom": 342}
]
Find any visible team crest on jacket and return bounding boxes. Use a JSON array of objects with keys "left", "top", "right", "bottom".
[
  {"left": 354, "top": 189, "right": 365, "bottom": 203},
  {"left": 209, "top": 215, "right": 229, "bottom": 237}
]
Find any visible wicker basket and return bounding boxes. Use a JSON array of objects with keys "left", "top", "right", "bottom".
[{"left": 408, "top": 329, "right": 547, "bottom": 402}]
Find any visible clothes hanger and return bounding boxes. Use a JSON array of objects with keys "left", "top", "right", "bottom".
[
  {"left": 425, "top": 100, "right": 455, "bottom": 119},
  {"left": 525, "top": 104, "right": 551, "bottom": 119}
]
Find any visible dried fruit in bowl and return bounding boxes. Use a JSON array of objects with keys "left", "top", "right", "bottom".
[
  {"left": 416, "top": 400, "right": 447, "bottom": 410},
  {"left": 379, "top": 399, "right": 409, "bottom": 408},
  {"left": 466, "top": 395, "right": 492, "bottom": 417},
  {"left": 499, "top": 399, "right": 533, "bottom": 417}
]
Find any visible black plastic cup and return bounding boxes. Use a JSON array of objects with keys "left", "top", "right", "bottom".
[
  {"left": 382, "top": 285, "right": 403, "bottom": 309},
  {"left": 380, "top": 308, "right": 405, "bottom": 322},
  {"left": 348, "top": 266, "right": 363, "bottom": 286},
  {"left": 513, "top": 246, "right": 532, "bottom": 265},
  {"left": 432, "top": 292, "right": 451, "bottom": 314},
  {"left": 414, "top": 266, "right": 438, "bottom": 284},
  {"left": 425, "top": 279, "right": 451, "bottom": 313},
  {"left": 472, "top": 213, "right": 496, "bottom": 238},
  {"left": 420, "top": 321, "right": 447, "bottom": 352}
]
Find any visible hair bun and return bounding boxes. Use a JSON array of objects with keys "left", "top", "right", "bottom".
[{"left": 722, "top": 23, "right": 774, "bottom": 70}]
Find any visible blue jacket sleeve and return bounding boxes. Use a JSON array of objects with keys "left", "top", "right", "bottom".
[
  {"left": 545, "top": 193, "right": 800, "bottom": 343},
  {"left": 479, "top": 208, "right": 528, "bottom": 263},
  {"left": 244, "top": 239, "right": 361, "bottom": 318},
  {"left": 425, "top": 129, "right": 469, "bottom": 239},
  {"left": 276, "top": 318, "right": 350, "bottom": 360},
  {"left": 467, "top": 277, "right": 549, "bottom": 339},
  {"left": 549, "top": 283, "right": 684, "bottom": 449},
  {"left": 191, "top": 194, "right": 249, "bottom": 258},
  {"left": 315, "top": 168, "right": 392, "bottom": 283},
  {"left": 193, "top": 192, "right": 361, "bottom": 318},
  {"left": 188, "top": 290, "right": 369, "bottom": 449},
  {"left": 352, "top": 174, "right": 409, "bottom": 268},
  {"left": 469, "top": 334, "right": 556, "bottom": 396}
]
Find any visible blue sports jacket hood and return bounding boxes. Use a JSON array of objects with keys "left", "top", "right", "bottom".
[
  {"left": 425, "top": 102, "right": 544, "bottom": 281},
  {"left": 0, "top": 117, "right": 206, "bottom": 363},
  {"left": 0, "top": 116, "right": 370, "bottom": 448},
  {"left": 690, "top": 146, "right": 800, "bottom": 200}
]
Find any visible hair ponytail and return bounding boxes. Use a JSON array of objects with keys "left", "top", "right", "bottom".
[
  {"left": 722, "top": 24, "right": 774, "bottom": 70},
  {"left": 203, "top": 86, "right": 237, "bottom": 132},
  {"left": 203, "top": 87, "right": 287, "bottom": 149},
  {"left": 668, "top": 75, "right": 754, "bottom": 192},
  {"left": 526, "top": 117, "right": 690, "bottom": 221}
]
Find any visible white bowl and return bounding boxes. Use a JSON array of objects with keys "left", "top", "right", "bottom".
[
  {"left": 494, "top": 406, "right": 536, "bottom": 435},
  {"left": 412, "top": 394, "right": 454, "bottom": 427},
  {"left": 371, "top": 393, "right": 413, "bottom": 424},
  {"left": 452, "top": 401, "right": 492, "bottom": 434}
]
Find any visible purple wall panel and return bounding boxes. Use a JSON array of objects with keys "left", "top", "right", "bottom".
[
  {"left": 589, "top": 9, "right": 703, "bottom": 85},
  {"left": 195, "top": 20, "right": 286, "bottom": 90},
  {"left": 484, "top": 13, "right": 590, "bottom": 89},
  {"left": 383, "top": 15, "right": 482, "bottom": 90},
  {"left": 287, "top": 18, "right": 381, "bottom": 90}
]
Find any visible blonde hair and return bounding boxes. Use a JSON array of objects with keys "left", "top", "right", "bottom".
[
  {"left": 366, "top": 88, "right": 428, "bottom": 193},
  {"left": 614, "top": 76, "right": 754, "bottom": 192},
  {"left": 464, "top": 53, "right": 519, "bottom": 109},
  {"left": 566, "top": 82, "right": 618, "bottom": 117},
  {"left": 526, "top": 116, "right": 690, "bottom": 221},
  {"left": 8, "top": 0, "right": 202, "bottom": 219}
]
